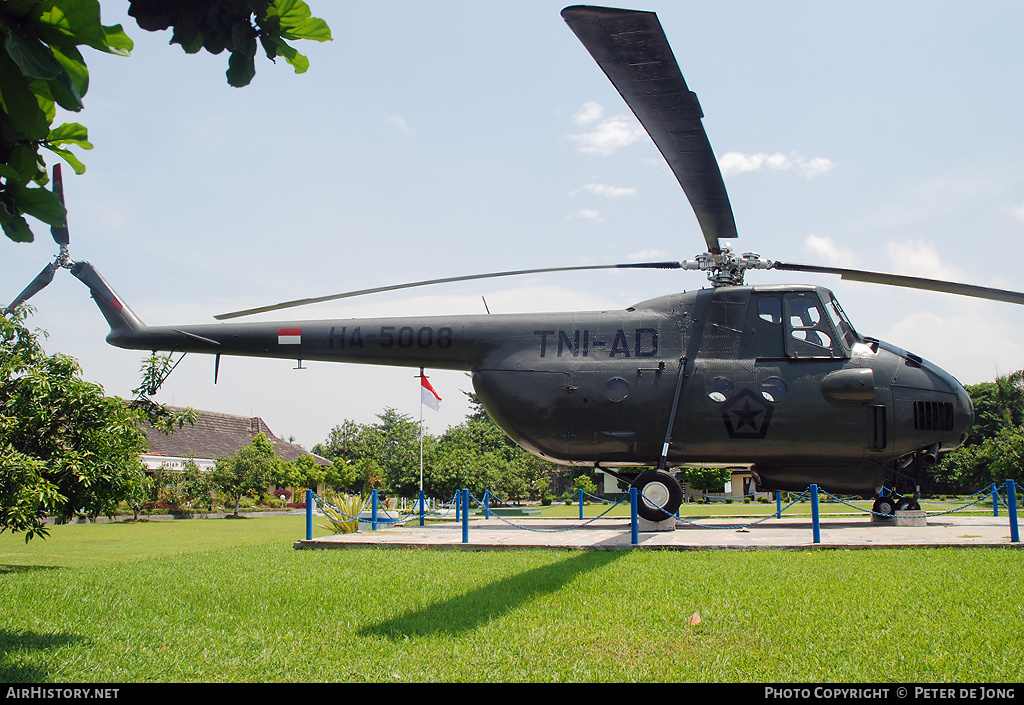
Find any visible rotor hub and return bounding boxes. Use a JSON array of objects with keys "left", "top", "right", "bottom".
[{"left": 682, "top": 246, "right": 774, "bottom": 287}]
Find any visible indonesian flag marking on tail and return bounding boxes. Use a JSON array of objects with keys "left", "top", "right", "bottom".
[
  {"left": 278, "top": 328, "right": 302, "bottom": 345},
  {"left": 421, "top": 375, "right": 442, "bottom": 411}
]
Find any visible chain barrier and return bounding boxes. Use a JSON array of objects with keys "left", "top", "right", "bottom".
[
  {"left": 306, "top": 479, "right": 1021, "bottom": 542},
  {"left": 466, "top": 491, "right": 630, "bottom": 532},
  {"left": 674, "top": 489, "right": 811, "bottom": 530}
]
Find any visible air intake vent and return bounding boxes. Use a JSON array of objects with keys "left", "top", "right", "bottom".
[{"left": 913, "top": 401, "right": 953, "bottom": 431}]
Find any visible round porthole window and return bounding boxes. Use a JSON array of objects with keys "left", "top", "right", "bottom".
[
  {"left": 706, "top": 377, "right": 733, "bottom": 403},
  {"left": 761, "top": 377, "right": 787, "bottom": 403},
  {"left": 605, "top": 377, "right": 630, "bottom": 403}
]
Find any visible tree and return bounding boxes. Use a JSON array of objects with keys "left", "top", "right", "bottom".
[
  {"left": 276, "top": 452, "right": 325, "bottom": 496},
  {"left": 0, "top": 306, "right": 149, "bottom": 539},
  {"left": 431, "top": 414, "right": 549, "bottom": 504},
  {"left": 0, "top": 0, "right": 331, "bottom": 244},
  {"left": 993, "top": 370, "right": 1024, "bottom": 428},
  {"left": 685, "top": 466, "right": 733, "bottom": 494},
  {"left": 928, "top": 374, "right": 1024, "bottom": 494},
  {"left": 209, "top": 432, "right": 276, "bottom": 516}
]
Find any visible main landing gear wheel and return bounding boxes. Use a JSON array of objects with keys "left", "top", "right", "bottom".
[
  {"left": 896, "top": 498, "right": 921, "bottom": 512},
  {"left": 632, "top": 469, "right": 683, "bottom": 522},
  {"left": 872, "top": 496, "right": 897, "bottom": 518}
]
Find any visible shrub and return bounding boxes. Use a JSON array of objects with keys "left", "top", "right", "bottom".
[{"left": 319, "top": 490, "right": 361, "bottom": 534}]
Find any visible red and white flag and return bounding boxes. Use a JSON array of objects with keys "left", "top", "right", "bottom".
[
  {"left": 278, "top": 327, "right": 302, "bottom": 345},
  {"left": 420, "top": 374, "right": 442, "bottom": 411}
]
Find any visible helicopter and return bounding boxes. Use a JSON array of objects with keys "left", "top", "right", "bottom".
[{"left": 7, "top": 5, "right": 1024, "bottom": 523}]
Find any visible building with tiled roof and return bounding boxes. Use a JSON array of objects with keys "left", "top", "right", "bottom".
[{"left": 141, "top": 406, "right": 329, "bottom": 473}]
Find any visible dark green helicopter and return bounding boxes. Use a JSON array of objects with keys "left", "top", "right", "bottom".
[{"left": 9, "top": 6, "right": 1024, "bottom": 522}]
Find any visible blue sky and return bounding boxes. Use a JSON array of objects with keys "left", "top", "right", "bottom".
[{"left": 4, "top": 1, "right": 1023, "bottom": 449}]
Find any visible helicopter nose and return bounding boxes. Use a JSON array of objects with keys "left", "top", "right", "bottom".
[{"left": 952, "top": 376, "right": 975, "bottom": 447}]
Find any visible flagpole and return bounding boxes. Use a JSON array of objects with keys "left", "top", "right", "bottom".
[{"left": 418, "top": 367, "right": 425, "bottom": 493}]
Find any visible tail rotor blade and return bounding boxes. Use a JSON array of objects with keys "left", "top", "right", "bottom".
[
  {"left": 5, "top": 263, "right": 58, "bottom": 313},
  {"left": 50, "top": 164, "right": 70, "bottom": 246}
]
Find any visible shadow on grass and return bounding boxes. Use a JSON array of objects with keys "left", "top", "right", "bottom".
[
  {"left": 360, "top": 550, "right": 623, "bottom": 639},
  {"left": 0, "top": 629, "right": 88, "bottom": 683},
  {"left": 0, "top": 565, "right": 62, "bottom": 574}
]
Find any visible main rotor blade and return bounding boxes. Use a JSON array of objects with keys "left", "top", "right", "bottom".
[
  {"left": 4, "top": 263, "right": 57, "bottom": 313},
  {"left": 50, "top": 164, "right": 69, "bottom": 246},
  {"left": 214, "top": 261, "right": 683, "bottom": 320},
  {"left": 561, "top": 5, "right": 738, "bottom": 253},
  {"left": 772, "top": 262, "right": 1024, "bottom": 306}
]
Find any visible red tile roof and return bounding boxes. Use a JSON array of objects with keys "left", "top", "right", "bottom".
[{"left": 141, "top": 406, "right": 329, "bottom": 466}]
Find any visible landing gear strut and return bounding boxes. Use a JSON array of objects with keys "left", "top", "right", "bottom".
[{"left": 873, "top": 451, "right": 930, "bottom": 516}]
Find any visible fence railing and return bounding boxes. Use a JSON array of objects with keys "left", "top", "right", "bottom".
[{"left": 305, "top": 479, "right": 1022, "bottom": 546}]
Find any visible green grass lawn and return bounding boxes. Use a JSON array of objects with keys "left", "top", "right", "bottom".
[{"left": 1, "top": 515, "right": 1022, "bottom": 683}]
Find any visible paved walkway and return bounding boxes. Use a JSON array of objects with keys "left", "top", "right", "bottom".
[{"left": 294, "top": 513, "right": 1022, "bottom": 552}]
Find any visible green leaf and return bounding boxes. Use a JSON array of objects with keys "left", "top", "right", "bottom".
[
  {"left": 42, "top": 143, "right": 87, "bottom": 175},
  {"left": 102, "top": 24, "right": 134, "bottom": 56},
  {"left": 7, "top": 182, "right": 67, "bottom": 227},
  {"left": 0, "top": 203, "right": 34, "bottom": 242},
  {"left": 226, "top": 51, "right": 256, "bottom": 87},
  {"left": 4, "top": 26, "right": 63, "bottom": 80},
  {"left": 5, "top": 144, "right": 46, "bottom": 184},
  {"left": 43, "top": 68, "right": 85, "bottom": 112},
  {"left": 50, "top": 43, "right": 89, "bottom": 97},
  {"left": 268, "top": 0, "right": 333, "bottom": 42},
  {"left": 47, "top": 122, "right": 92, "bottom": 149},
  {"left": 37, "top": 0, "right": 133, "bottom": 56},
  {"left": 269, "top": 36, "right": 309, "bottom": 75},
  {"left": 0, "top": 51, "right": 51, "bottom": 140}
]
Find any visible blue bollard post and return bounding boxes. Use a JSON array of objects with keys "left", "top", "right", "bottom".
[
  {"left": 454, "top": 491, "right": 460, "bottom": 522},
  {"left": 462, "top": 488, "right": 470, "bottom": 544},
  {"left": 306, "top": 489, "right": 312, "bottom": 540},
  {"left": 1007, "top": 480, "right": 1019, "bottom": 544},
  {"left": 992, "top": 483, "right": 999, "bottom": 517},
  {"left": 630, "top": 487, "right": 638, "bottom": 545},
  {"left": 776, "top": 492, "right": 782, "bottom": 519},
  {"left": 811, "top": 484, "right": 821, "bottom": 544},
  {"left": 579, "top": 489, "right": 584, "bottom": 520},
  {"left": 418, "top": 489, "right": 425, "bottom": 527},
  {"left": 371, "top": 489, "right": 378, "bottom": 532},
  {"left": 484, "top": 490, "right": 490, "bottom": 519}
]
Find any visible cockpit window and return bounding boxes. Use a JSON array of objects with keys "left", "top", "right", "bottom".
[
  {"left": 788, "top": 298, "right": 821, "bottom": 328},
  {"left": 825, "top": 295, "right": 859, "bottom": 348},
  {"left": 783, "top": 293, "right": 844, "bottom": 359}
]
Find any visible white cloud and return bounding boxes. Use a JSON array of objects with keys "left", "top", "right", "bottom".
[
  {"left": 565, "top": 208, "right": 603, "bottom": 222},
  {"left": 719, "top": 151, "right": 835, "bottom": 179},
  {"left": 803, "top": 233, "right": 859, "bottom": 266},
  {"left": 572, "top": 101, "right": 605, "bottom": 125},
  {"left": 567, "top": 102, "right": 647, "bottom": 156},
  {"left": 884, "top": 239, "right": 967, "bottom": 281},
  {"left": 572, "top": 182, "right": 638, "bottom": 199},
  {"left": 628, "top": 249, "right": 669, "bottom": 261},
  {"left": 384, "top": 115, "right": 414, "bottom": 135},
  {"left": 1009, "top": 204, "right": 1024, "bottom": 223}
]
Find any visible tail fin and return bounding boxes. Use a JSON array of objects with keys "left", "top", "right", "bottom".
[{"left": 70, "top": 262, "right": 146, "bottom": 342}]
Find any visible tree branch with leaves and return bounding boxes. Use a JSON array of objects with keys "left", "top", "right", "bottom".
[{"left": 0, "top": 0, "right": 330, "bottom": 244}]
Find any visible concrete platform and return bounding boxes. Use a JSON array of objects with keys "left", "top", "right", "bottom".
[{"left": 294, "top": 514, "right": 1023, "bottom": 552}]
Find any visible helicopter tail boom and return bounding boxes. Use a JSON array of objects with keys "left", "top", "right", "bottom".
[{"left": 70, "top": 261, "right": 147, "bottom": 342}]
